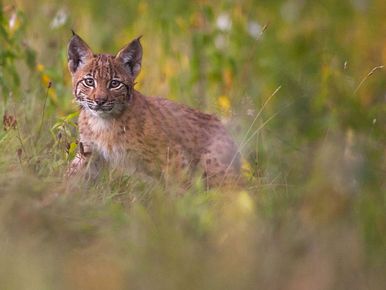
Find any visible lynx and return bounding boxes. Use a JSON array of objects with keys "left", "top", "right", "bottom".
[{"left": 67, "top": 32, "right": 241, "bottom": 188}]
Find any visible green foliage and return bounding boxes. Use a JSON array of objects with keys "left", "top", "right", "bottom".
[
  {"left": 0, "top": 1, "right": 385, "bottom": 289},
  {"left": 0, "top": 4, "right": 36, "bottom": 101}
]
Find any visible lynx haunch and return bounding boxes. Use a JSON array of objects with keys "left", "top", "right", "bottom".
[{"left": 67, "top": 32, "right": 241, "bottom": 188}]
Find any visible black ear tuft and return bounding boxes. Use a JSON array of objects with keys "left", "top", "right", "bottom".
[
  {"left": 67, "top": 32, "right": 93, "bottom": 74},
  {"left": 115, "top": 36, "right": 143, "bottom": 79}
]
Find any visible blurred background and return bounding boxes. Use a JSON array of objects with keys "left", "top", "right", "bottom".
[{"left": 0, "top": 0, "right": 385, "bottom": 289}]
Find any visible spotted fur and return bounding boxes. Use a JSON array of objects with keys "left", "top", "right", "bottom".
[{"left": 67, "top": 33, "right": 241, "bottom": 188}]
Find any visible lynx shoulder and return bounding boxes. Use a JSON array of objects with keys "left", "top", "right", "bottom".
[{"left": 67, "top": 32, "right": 241, "bottom": 188}]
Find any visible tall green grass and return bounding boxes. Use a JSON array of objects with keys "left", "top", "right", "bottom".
[{"left": 0, "top": 0, "right": 385, "bottom": 289}]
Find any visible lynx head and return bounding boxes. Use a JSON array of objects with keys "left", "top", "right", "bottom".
[{"left": 67, "top": 32, "right": 142, "bottom": 118}]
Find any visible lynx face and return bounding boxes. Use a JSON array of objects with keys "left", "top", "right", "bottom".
[{"left": 68, "top": 33, "right": 142, "bottom": 118}]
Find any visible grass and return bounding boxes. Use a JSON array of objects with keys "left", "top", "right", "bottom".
[{"left": 0, "top": 0, "right": 385, "bottom": 289}]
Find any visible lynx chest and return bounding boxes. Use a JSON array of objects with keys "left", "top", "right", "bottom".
[{"left": 81, "top": 115, "right": 167, "bottom": 176}]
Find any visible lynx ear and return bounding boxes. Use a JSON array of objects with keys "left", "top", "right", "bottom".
[
  {"left": 67, "top": 32, "right": 93, "bottom": 74},
  {"left": 115, "top": 36, "right": 143, "bottom": 79}
]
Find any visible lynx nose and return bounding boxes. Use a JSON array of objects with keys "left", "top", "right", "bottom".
[{"left": 95, "top": 97, "right": 107, "bottom": 106}]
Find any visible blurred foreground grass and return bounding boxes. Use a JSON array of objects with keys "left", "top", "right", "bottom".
[{"left": 0, "top": 0, "right": 385, "bottom": 289}]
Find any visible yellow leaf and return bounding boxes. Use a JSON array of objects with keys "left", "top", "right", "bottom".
[
  {"left": 217, "top": 95, "right": 231, "bottom": 112},
  {"left": 41, "top": 74, "right": 51, "bottom": 87},
  {"left": 236, "top": 191, "right": 255, "bottom": 214},
  {"left": 36, "top": 63, "right": 45, "bottom": 72},
  {"left": 241, "top": 159, "right": 253, "bottom": 178},
  {"left": 49, "top": 89, "right": 58, "bottom": 104},
  {"left": 68, "top": 142, "right": 78, "bottom": 159},
  {"left": 164, "top": 58, "right": 176, "bottom": 78}
]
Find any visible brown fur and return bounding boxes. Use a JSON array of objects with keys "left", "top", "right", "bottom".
[{"left": 66, "top": 33, "right": 241, "bottom": 188}]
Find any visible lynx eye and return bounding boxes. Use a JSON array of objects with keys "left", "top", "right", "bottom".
[
  {"left": 83, "top": 78, "right": 95, "bottom": 87},
  {"left": 109, "top": 80, "right": 122, "bottom": 89}
]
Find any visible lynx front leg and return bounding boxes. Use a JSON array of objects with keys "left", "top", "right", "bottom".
[{"left": 66, "top": 142, "right": 91, "bottom": 178}]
